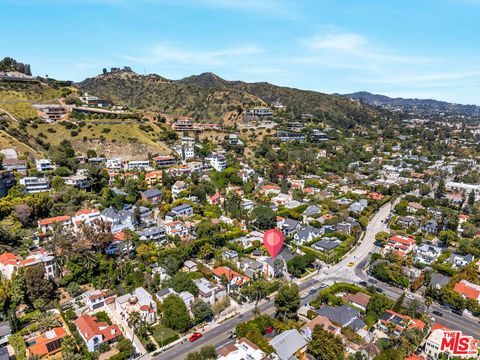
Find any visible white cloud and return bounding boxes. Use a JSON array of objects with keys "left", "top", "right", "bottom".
[
  {"left": 121, "top": 43, "right": 260, "bottom": 67},
  {"left": 299, "top": 32, "right": 427, "bottom": 64},
  {"left": 303, "top": 33, "right": 367, "bottom": 52}
]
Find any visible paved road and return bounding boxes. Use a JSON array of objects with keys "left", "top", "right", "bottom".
[
  {"left": 360, "top": 277, "right": 480, "bottom": 338},
  {"left": 153, "top": 203, "right": 394, "bottom": 360},
  {"left": 153, "top": 199, "right": 480, "bottom": 358}
]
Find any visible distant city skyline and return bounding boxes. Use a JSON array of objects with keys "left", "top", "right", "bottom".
[{"left": 2, "top": 0, "right": 480, "bottom": 104}]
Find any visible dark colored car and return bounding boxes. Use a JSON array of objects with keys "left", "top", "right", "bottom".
[
  {"left": 368, "top": 278, "right": 378, "bottom": 284},
  {"left": 374, "top": 287, "right": 383, "bottom": 293},
  {"left": 359, "top": 281, "right": 368, "bottom": 287},
  {"left": 432, "top": 310, "right": 443, "bottom": 317},
  {"left": 452, "top": 309, "right": 463, "bottom": 316}
]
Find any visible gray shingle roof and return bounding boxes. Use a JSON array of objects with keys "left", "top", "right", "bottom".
[
  {"left": 270, "top": 329, "right": 307, "bottom": 360},
  {"left": 142, "top": 188, "right": 161, "bottom": 198},
  {"left": 316, "top": 304, "right": 359, "bottom": 327}
]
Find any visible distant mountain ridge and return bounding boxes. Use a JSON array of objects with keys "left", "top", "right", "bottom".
[{"left": 340, "top": 91, "right": 480, "bottom": 117}]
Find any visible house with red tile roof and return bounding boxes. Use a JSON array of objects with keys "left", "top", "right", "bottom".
[
  {"left": 72, "top": 208, "right": 101, "bottom": 228},
  {"left": 368, "top": 192, "right": 385, "bottom": 201},
  {"left": 145, "top": 170, "right": 162, "bottom": 186},
  {"left": 261, "top": 184, "right": 281, "bottom": 195},
  {"left": 0, "top": 252, "right": 19, "bottom": 280},
  {"left": 74, "top": 314, "right": 121, "bottom": 352},
  {"left": 453, "top": 280, "right": 480, "bottom": 302},
  {"left": 385, "top": 235, "right": 417, "bottom": 257},
  {"left": 213, "top": 266, "right": 250, "bottom": 289},
  {"left": 407, "top": 202, "right": 425, "bottom": 213},
  {"left": 0, "top": 250, "right": 56, "bottom": 280},
  {"left": 27, "top": 327, "right": 68, "bottom": 358},
  {"left": 217, "top": 337, "right": 266, "bottom": 360},
  {"left": 37, "top": 215, "right": 71, "bottom": 233},
  {"left": 377, "top": 310, "right": 425, "bottom": 336},
  {"left": 208, "top": 193, "right": 222, "bottom": 206}
]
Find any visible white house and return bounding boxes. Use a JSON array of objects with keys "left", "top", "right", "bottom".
[
  {"left": 206, "top": 153, "right": 227, "bottom": 172},
  {"left": 65, "top": 174, "right": 89, "bottom": 189},
  {"left": 217, "top": 337, "right": 267, "bottom": 360},
  {"left": 74, "top": 314, "right": 122, "bottom": 352},
  {"left": 85, "top": 290, "right": 106, "bottom": 311},
  {"left": 35, "top": 159, "right": 55, "bottom": 172},
  {"left": 115, "top": 287, "right": 157, "bottom": 325},
  {"left": 20, "top": 176, "right": 50, "bottom": 193},
  {"left": 193, "top": 278, "right": 226, "bottom": 306}
]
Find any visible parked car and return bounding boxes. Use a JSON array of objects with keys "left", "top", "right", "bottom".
[
  {"left": 359, "top": 281, "right": 368, "bottom": 287},
  {"left": 319, "top": 283, "right": 328, "bottom": 289},
  {"left": 374, "top": 287, "right": 383, "bottom": 293},
  {"left": 368, "top": 278, "right": 378, "bottom": 284},
  {"left": 301, "top": 292, "right": 309, "bottom": 299},
  {"left": 432, "top": 310, "right": 443, "bottom": 317},
  {"left": 452, "top": 308, "right": 463, "bottom": 316},
  {"left": 189, "top": 332, "right": 202, "bottom": 342}
]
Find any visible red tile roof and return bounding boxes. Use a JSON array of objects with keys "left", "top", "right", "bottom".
[
  {"left": 454, "top": 280, "right": 480, "bottom": 300},
  {"left": 38, "top": 215, "right": 71, "bottom": 226},
  {"left": 389, "top": 235, "right": 416, "bottom": 245},
  {"left": 28, "top": 327, "right": 68, "bottom": 357},
  {"left": 368, "top": 192, "right": 385, "bottom": 200},
  {"left": 213, "top": 266, "right": 250, "bottom": 284},
  {"left": 75, "top": 209, "right": 99, "bottom": 216},
  {"left": 0, "top": 252, "right": 18, "bottom": 265},
  {"left": 74, "top": 314, "right": 121, "bottom": 342}
]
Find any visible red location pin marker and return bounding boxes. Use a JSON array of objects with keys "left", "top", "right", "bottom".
[{"left": 263, "top": 228, "right": 284, "bottom": 258}]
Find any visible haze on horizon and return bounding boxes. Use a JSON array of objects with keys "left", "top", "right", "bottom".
[{"left": 2, "top": 0, "right": 480, "bottom": 105}]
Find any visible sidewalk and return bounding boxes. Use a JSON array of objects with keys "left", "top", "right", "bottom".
[{"left": 105, "top": 302, "right": 149, "bottom": 358}]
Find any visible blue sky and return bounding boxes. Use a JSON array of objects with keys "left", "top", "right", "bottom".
[{"left": 2, "top": 0, "right": 480, "bottom": 104}]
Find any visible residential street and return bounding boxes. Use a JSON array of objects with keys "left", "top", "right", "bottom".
[
  {"left": 153, "top": 202, "right": 393, "bottom": 360},
  {"left": 153, "top": 199, "right": 480, "bottom": 359}
]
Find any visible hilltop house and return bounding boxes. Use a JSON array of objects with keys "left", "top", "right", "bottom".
[
  {"left": 37, "top": 215, "right": 71, "bottom": 233},
  {"left": 141, "top": 188, "right": 161, "bottom": 205}
]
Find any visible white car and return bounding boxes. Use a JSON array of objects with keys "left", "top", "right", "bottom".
[{"left": 301, "top": 292, "right": 309, "bottom": 299}]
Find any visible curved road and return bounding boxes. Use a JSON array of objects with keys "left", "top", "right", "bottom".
[{"left": 153, "top": 199, "right": 479, "bottom": 359}]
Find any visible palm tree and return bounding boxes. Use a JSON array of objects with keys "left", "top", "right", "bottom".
[
  {"left": 80, "top": 252, "right": 98, "bottom": 272},
  {"left": 128, "top": 310, "right": 142, "bottom": 346},
  {"left": 32, "top": 314, "right": 60, "bottom": 332}
]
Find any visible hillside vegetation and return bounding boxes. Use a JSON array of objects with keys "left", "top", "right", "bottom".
[
  {"left": 78, "top": 70, "right": 266, "bottom": 121},
  {"left": 79, "top": 70, "right": 384, "bottom": 127},
  {"left": 0, "top": 81, "right": 74, "bottom": 120}
]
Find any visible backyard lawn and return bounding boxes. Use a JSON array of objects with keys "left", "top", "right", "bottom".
[{"left": 151, "top": 325, "right": 179, "bottom": 347}]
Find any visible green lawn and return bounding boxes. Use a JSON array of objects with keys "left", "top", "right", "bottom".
[{"left": 151, "top": 325, "right": 179, "bottom": 347}]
